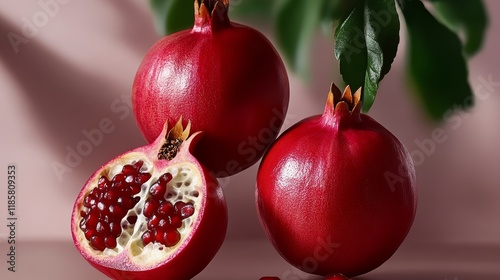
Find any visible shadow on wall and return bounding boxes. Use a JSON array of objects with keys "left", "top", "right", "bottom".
[
  {"left": 104, "top": 0, "right": 159, "bottom": 54},
  {"left": 0, "top": 15, "right": 146, "bottom": 196}
]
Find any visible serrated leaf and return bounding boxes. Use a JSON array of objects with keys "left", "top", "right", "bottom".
[
  {"left": 150, "top": 0, "right": 193, "bottom": 35},
  {"left": 334, "top": 0, "right": 400, "bottom": 112},
  {"left": 275, "top": 0, "right": 325, "bottom": 78},
  {"left": 398, "top": 0, "right": 473, "bottom": 120},
  {"left": 431, "top": 0, "right": 488, "bottom": 56}
]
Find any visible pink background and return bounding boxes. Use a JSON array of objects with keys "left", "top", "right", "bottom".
[{"left": 0, "top": 0, "right": 499, "bottom": 279}]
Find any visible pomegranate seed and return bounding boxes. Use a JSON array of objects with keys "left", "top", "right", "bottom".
[
  {"left": 103, "top": 190, "right": 117, "bottom": 202},
  {"left": 80, "top": 210, "right": 87, "bottom": 218},
  {"left": 132, "top": 160, "right": 144, "bottom": 170},
  {"left": 104, "top": 236, "right": 117, "bottom": 249},
  {"left": 83, "top": 196, "right": 92, "bottom": 207},
  {"left": 109, "top": 222, "right": 121, "bottom": 237},
  {"left": 86, "top": 215, "right": 98, "bottom": 229},
  {"left": 125, "top": 175, "right": 134, "bottom": 183},
  {"left": 121, "top": 164, "right": 136, "bottom": 176},
  {"left": 170, "top": 215, "right": 182, "bottom": 228},
  {"left": 158, "top": 219, "right": 169, "bottom": 230},
  {"left": 148, "top": 216, "right": 160, "bottom": 228},
  {"left": 79, "top": 219, "right": 87, "bottom": 231},
  {"left": 89, "top": 198, "right": 97, "bottom": 207},
  {"left": 180, "top": 204, "right": 195, "bottom": 218},
  {"left": 97, "top": 201, "right": 107, "bottom": 212},
  {"left": 174, "top": 201, "right": 186, "bottom": 212},
  {"left": 135, "top": 173, "right": 151, "bottom": 185},
  {"left": 160, "top": 173, "right": 173, "bottom": 184},
  {"left": 164, "top": 230, "right": 181, "bottom": 247},
  {"left": 108, "top": 205, "right": 124, "bottom": 218},
  {"left": 155, "top": 230, "right": 165, "bottom": 243},
  {"left": 131, "top": 185, "right": 141, "bottom": 194},
  {"left": 96, "top": 221, "right": 109, "bottom": 234},
  {"left": 142, "top": 231, "right": 153, "bottom": 245},
  {"left": 158, "top": 202, "right": 175, "bottom": 217},
  {"left": 88, "top": 188, "right": 99, "bottom": 198},
  {"left": 97, "top": 177, "right": 109, "bottom": 189},
  {"left": 117, "top": 196, "right": 134, "bottom": 208},
  {"left": 149, "top": 183, "right": 166, "bottom": 199},
  {"left": 143, "top": 199, "right": 159, "bottom": 218},
  {"left": 90, "top": 236, "right": 106, "bottom": 251},
  {"left": 112, "top": 174, "right": 125, "bottom": 183},
  {"left": 85, "top": 229, "right": 96, "bottom": 240}
]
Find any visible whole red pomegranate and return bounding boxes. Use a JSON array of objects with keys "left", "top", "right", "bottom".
[
  {"left": 132, "top": 0, "right": 290, "bottom": 177},
  {"left": 71, "top": 119, "right": 227, "bottom": 280},
  {"left": 256, "top": 84, "right": 417, "bottom": 277}
]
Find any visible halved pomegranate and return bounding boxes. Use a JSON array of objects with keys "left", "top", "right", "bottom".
[{"left": 71, "top": 119, "right": 227, "bottom": 280}]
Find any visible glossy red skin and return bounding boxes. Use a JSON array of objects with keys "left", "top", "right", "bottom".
[
  {"left": 71, "top": 125, "right": 228, "bottom": 280},
  {"left": 256, "top": 97, "right": 417, "bottom": 277},
  {"left": 132, "top": 7, "right": 289, "bottom": 177}
]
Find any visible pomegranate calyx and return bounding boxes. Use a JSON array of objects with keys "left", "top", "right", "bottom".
[
  {"left": 158, "top": 118, "right": 191, "bottom": 160},
  {"left": 194, "top": 0, "right": 230, "bottom": 30},
  {"left": 322, "top": 83, "right": 362, "bottom": 127}
]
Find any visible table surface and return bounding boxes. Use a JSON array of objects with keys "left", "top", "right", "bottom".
[{"left": 1, "top": 239, "right": 499, "bottom": 280}]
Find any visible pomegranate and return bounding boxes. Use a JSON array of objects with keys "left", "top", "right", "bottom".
[
  {"left": 259, "top": 277, "right": 280, "bottom": 280},
  {"left": 71, "top": 119, "right": 227, "bottom": 280},
  {"left": 256, "top": 84, "right": 417, "bottom": 277},
  {"left": 132, "top": 0, "right": 289, "bottom": 177}
]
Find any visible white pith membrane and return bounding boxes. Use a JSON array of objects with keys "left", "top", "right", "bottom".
[{"left": 75, "top": 152, "right": 204, "bottom": 268}]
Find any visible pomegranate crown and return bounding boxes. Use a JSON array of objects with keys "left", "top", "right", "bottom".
[
  {"left": 194, "top": 0, "right": 230, "bottom": 28},
  {"left": 322, "top": 83, "right": 362, "bottom": 127},
  {"left": 157, "top": 118, "right": 192, "bottom": 160},
  {"left": 325, "top": 83, "right": 362, "bottom": 114}
]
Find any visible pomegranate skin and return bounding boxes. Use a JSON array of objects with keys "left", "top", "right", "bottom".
[
  {"left": 71, "top": 121, "right": 227, "bottom": 280},
  {"left": 132, "top": 1, "right": 290, "bottom": 177},
  {"left": 256, "top": 85, "right": 417, "bottom": 277}
]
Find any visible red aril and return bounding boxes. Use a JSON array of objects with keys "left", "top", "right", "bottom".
[
  {"left": 132, "top": 0, "right": 289, "bottom": 177},
  {"left": 71, "top": 119, "right": 227, "bottom": 280},
  {"left": 256, "top": 84, "right": 417, "bottom": 277}
]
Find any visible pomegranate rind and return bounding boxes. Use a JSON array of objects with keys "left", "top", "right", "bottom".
[
  {"left": 71, "top": 123, "right": 227, "bottom": 280},
  {"left": 132, "top": 0, "right": 289, "bottom": 177},
  {"left": 256, "top": 85, "right": 417, "bottom": 277}
]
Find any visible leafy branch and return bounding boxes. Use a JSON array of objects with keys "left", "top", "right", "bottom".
[{"left": 148, "top": 0, "right": 488, "bottom": 120}]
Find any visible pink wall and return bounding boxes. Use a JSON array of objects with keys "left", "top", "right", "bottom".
[{"left": 0, "top": 0, "right": 499, "bottom": 249}]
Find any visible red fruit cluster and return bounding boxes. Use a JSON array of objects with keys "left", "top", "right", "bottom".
[{"left": 79, "top": 161, "right": 150, "bottom": 251}]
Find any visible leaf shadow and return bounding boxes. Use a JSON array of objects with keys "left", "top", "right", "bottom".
[{"left": 0, "top": 16, "right": 145, "bottom": 193}]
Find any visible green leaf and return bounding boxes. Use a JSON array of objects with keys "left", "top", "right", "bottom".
[
  {"left": 334, "top": 0, "right": 400, "bottom": 112},
  {"left": 230, "top": 0, "right": 272, "bottom": 20},
  {"left": 398, "top": 0, "right": 474, "bottom": 120},
  {"left": 150, "top": 0, "right": 193, "bottom": 35},
  {"left": 431, "top": 0, "right": 488, "bottom": 55},
  {"left": 322, "top": 0, "right": 360, "bottom": 23},
  {"left": 275, "top": 0, "right": 325, "bottom": 78}
]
